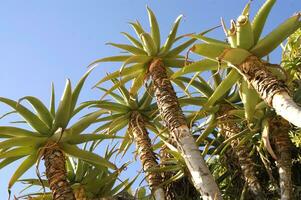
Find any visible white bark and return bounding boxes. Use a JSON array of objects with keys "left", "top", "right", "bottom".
[
  {"left": 278, "top": 166, "right": 292, "bottom": 200},
  {"left": 272, "top": 91, "right": 301, "bottom": 127},
  {"left": 173, "top": 125, "right": 222, "bottom": 200},
  {"left": 153, "top": 188, "right": 166, "bottom": 200}
]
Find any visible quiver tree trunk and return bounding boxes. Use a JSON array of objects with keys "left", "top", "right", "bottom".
[
  {"left": 148, "top": 58, "right": 222, "bottom": 199},
  {"left": 270, "top": 117, "right": 293, "bottom": 200},
  {"left": 129, "top": 111, "right": 165, "bottom": 200},
  {"left": 160, "top": 139, "right": 200, "bottom": 200},
  {"left": 43, "top": 141, "right": 75, "bottom": 200},
  {"left": 218, "top": 104, "right": 265, "bottom": 199},
  {"left": 238, "top": 55, "right": 301, "bottom": 127}
]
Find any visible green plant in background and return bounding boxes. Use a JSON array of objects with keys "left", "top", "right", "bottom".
[
  {"left": 90, "top": 7, "right": 221, "bottom": 199},
  {"left": 0, "top": 70, "right": 117, "bottom": 199},
  {"left": 282, "top": 28, "right": 301, "bottom": 83}
]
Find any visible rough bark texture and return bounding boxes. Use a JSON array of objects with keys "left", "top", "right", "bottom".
[
  {"left": 238, "top": 55, "right": 288, "bottom": 106},
  {"left": 270, "top": 117, "right": 293, "bottom": 200},
  {"left": 218, "top": 104, "right": 265, "bottom": 199},
  {"left": 237, "top": 55, "right": 301, "bottom": 128},
  {"left": 43, "top": 141, "right": 75, "bottom": 200},
  {"left": 74, "top": 186, "right": 87, "bottom": 200},
  {"left": 149, "top": 58, "right": 221, "bottom": 199},
  {"left": 160, "top": 139, "right": 200, "bottom": 200},
  {"left": 129, "top": 111, "right": 164, "bottom": 197}
]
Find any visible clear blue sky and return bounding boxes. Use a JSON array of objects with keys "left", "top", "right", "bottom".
[{"left": 0, "top": 0, "right": 300, "bottom": 198}]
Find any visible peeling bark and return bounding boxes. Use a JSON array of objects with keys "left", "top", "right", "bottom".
[
  {"left": 149, "top": 58, "right": 221, "bottom": 200},
  {"left": 238, "top": 55, "right": 301, "bottom": 127},
  {"left": 218, "top": 104, "right": 265, "bottom": 199},
  {"left": 130, "top": 111, "right": 165, "bottom": 200},
  {"left": 270, "top": 117, "right": 293, "bottom": 200},
  {"left": 43, "top": 141, "right": 75, "bottom": 200}
]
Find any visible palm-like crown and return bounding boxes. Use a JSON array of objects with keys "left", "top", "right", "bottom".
[
  {"left": 90, "top": 7, "right": 208, "bottom": 97},
  {"left": 0, "top": 70, "right": 116, "bottom": 191}
]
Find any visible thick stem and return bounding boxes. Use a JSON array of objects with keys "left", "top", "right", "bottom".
[
  {"left": 130, "top": 111, "right": 165, "bottom": 200},
  {"left": 270, "top": 117, "right": 293, "bottom": 200},
  {"left": 160, "top": 139, "right": 200, "bottom": 200},
  {"left": 43, "top": 141, "right": 75, "bottom": 200},
  {"left": 238, "top": 55, "right": 301, "bottom": 127},
  {"left": 218, "top": 105, "right": 265, "bottom": 199},
  {"left": 149, "top": 58, "right": 221, "bottom": 200}
]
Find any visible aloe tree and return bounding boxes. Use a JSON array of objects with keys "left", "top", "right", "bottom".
[
  {"left": 91, "top": 83, "right": 165, "bottom": 199},
  {"left": 171, "top": 61, "right": 266, "bottom": 198},
  {"left": 159, "top": 137, "right": 201, "bottom": 200},
  {"left": 0, "top": 71, "right": 116, "bottom": 199},
  {"left": 90, "top": 8, "right": 221, "bottom": 199},
  {"left": 190, "top": 0, "right": 301, "bottom": 127},
  {"left": 19, "top": 144, "right": 135, "bottom": 200}
]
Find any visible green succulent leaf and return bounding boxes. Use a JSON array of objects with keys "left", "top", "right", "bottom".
[
  {"left": 94, "top": 63, "right": 144, "bottom": 87},
  {"left": 0, "top": 156, "right": 24, "bottom": 170},
  {"left": 177, "top": 76, "right": 214, "bottom": 97},
  {"left": 0, "top": 137, "right": 46, "bottom": 150},
  {"left": 171, "top": 59, "right": 223, "bottom": 79},
  {"left": 107, "top": 43, "right": 147, "bottom": 55},
  {"left": 161, "top": 15, "right": 183, "bottom": 54},
  {"left": 8, "top": 153, "right": 38, "bottom": 189},
  {"left": 129, "top": 21, "right": 146, "bottom": 39},
  {"left": 94, "top": 101, "right": 130, "bottom": 113},
  {"left": 206, "top": 69, "right": 241, "bottom": 107},
  {"left": 89, "top": 55, "right": 132, "bottom": 67},
  {"left": 64, "top": 134, "right": 121, "bottom": 144},
  {"left": 70, "top": 68, "right": 94, "bottom": 116},
  {"left": 140, "top": 32, "right": 157, "bottom": 56},
  {"left": 121, "top": 32, "right": 143, "bottom": 48},
  {"left": 191, "top": 34, "right": 229, "bottom": 47},
  {"left": 122, "top": 55, "right": 151, "bottom": 69},
  {"left": 0, "top": 146, "right": 34, "bottom": 159},
  {"left": 61, "top": 144, "right": 116, "bottom": 170},
  {"left": 68, "top": 110, "right": 105, "bottom": 136},
  {"left": 130, "top": 71, "right": 146, "bottom": 97},
  {"left": 0, "top": 127, "right": 38, "bottom": 137},
  {"left": 53, "top": 79, "right": 72, "bottom": 131},
  {"left": 147, "top": 6, "right": 161, "bottom": 52},
  {"left": 252, "top": 0, "right": 276, "bottom": 43},
  {"left": 19, "top": 96, "right": 53, "bottom": 129},
  {"left": 99, "top": 75, "right": 137, "bottom": 102},
  {"left": 251, "top": 13, "right": 301, "bottom": 57},
  {"left": 166, "top": 38, "right": 196, "bottom": 58},
  {"left": 0, "top": 97, "right": 50, "bottom": 135},
  {"left": 163, "top": 58, "right": 185, "bottom": 68},
  {"left": 97, "top": 87, "right": 125, "bottom": 104},
  {"left": 50, "top": 82, "right": 55, "bottom": 117}
]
